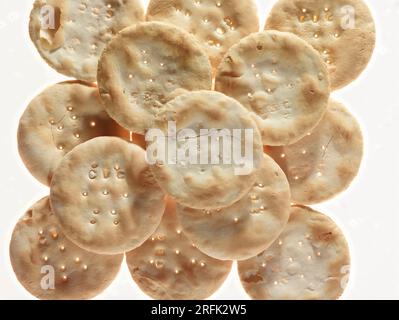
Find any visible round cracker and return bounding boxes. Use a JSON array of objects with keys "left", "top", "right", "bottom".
[
  {"left": 146, "top": 0, "right": 259, "bottom": 69},
  {"left": 50, "top": 137, "right": 166, "bottom": 255},
  {"left": 238, "top": 205, "right": 351, "bottom": 300},
  {"left": 126, "top": 198, "right": 232, "bottom": 300},
  {"left": 215, "top": 30, "right": 330, "bottom": 146},
  {"left": 265, "top": 99, "right": 363, "bottom": 205},
  {"left": 265, "top": 0, "right": 376, "bottom": 90},
  {"left": 176, "top": 154, "right": 291, "bottom": 261},
  {"left": 149, "top": 90, "right": 263, "bottom": 210},
  {"left": 97, "top": 21, "right": 213, "bottom": 134},
  {"left": 10, "top": 197, "right": 123, "bottom": 300},
  {"left": 18, "top": 81, "right": 129, "bottom": 186},
  {"left": 29, "top": 0, "right": 144, "bottom": 81}
]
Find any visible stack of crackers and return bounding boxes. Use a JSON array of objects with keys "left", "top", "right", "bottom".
[{"left": 10, "top": 0, "right": 375, "bottom": 300}]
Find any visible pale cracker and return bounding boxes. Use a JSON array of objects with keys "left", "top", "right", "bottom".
[
  {"left": 126, "top": 198, "right": 232, "bottom": 300},
  {"left": 50, "top": 137, "right": 166, "bottom": 255},
  {"left": 265, "top": 0, "right": 376, "bottom": 90},
  {"left": 146, "top": 0, "right": 259, "bottom": 69},
  {"left": 10, "top": 197, "right": 123, "bottom": 300},
  {"left": 97, "top": 21, "right": 213, "bottom": 134},
  {"left": 215, "top": 30, "right": 330, "bottom": 146},
  {"left": 238, "top": 206, "right": 351, "bottom": 300},
  {"left": 176, "top": 154, "right": 291, "bottom": 261},
  {"left": 18, "top": 81, "right": 129, "bottom": 186},
  {"left": 265, "top": 99, "right": 363, "bottom": 205},
  {"left": 149, "top": 90, "right": 263, "bottom": 210},
  {"left": 29, "top": 0, "right": 144, "bottom": 81}
]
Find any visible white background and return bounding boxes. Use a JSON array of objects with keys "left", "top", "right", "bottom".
[{"left": 0, "top": 0, "right": 398, "bottom": 300}]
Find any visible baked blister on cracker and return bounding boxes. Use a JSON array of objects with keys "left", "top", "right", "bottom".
[
  {"left": 29, "top": 0, "right": 145, "bottom": 81},
  {"left": 265, "top": 99, "right": 363, "bottom": 205},
  {"left": 265, "top": 0, "right": 376, "bottom": 90},
  {"left": 126, "top": 197, "right": 233, "bottom": 300},
  {"left": 148, "top": 90, "right": 264, "bottom": 210},
  {"left": 215, "top": 30, "right": 330, "bottom": 147},
  {"left": 9, "top": 197, "right": 123, "bottom": 300},
  {"left": 18, "top": 81, "right": 129, "bottom": 186},
  {"left": 147, "top": 0, "right": 260, "bottom": 69},
  {"left": 97, "top": 21, "right": 213, "bottom": 134},
  {"left": 176, "top": 154, "right": 291, "bottom": 261},
  {"left": 238, "top": 206, "right": 351, "bottom": 300},
  {"left": 50, "top": 137, "right": 166, "bottom": 255}
]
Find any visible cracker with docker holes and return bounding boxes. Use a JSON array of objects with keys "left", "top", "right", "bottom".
[
  {"left": 18, "top": 81, "right": 129, "bottom": 186},
  {"left": 126, "top": 198, "right": 232, "bottom": 300},
  {"left": 149, "top": 90, "right": 263, "bottom": 210},
  {"left": 10, "top": 197, "right": 123, "bottom": 300},
  {"left": 11, "top": 0, "right": 369, "bottom": 300},
  {"left": 238, "top": 206, "right": 350, "bottom": 300},
  {"left": 265, "top": 99, "right": 363, "bottom": 205},
  {"left": 97, "top": 21, "right": 213, "bottom": 134},
  {"left": 265, "top": 0, "right": 376, "bottom": 90},
  {"left": 50, "top": 137, "right": 166, "bottom": 255},
  {"left": 29, "top": 0, "right": 144, "bottom": 81},
  {"left": 215, "top": 30, "right": 330, "bottom": 146},
  {"left": 176, "top": 154, "right": 291, "bottom": 261},
  {"left": 146, "top": 0, "right": 259, "bottom": 69}
]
